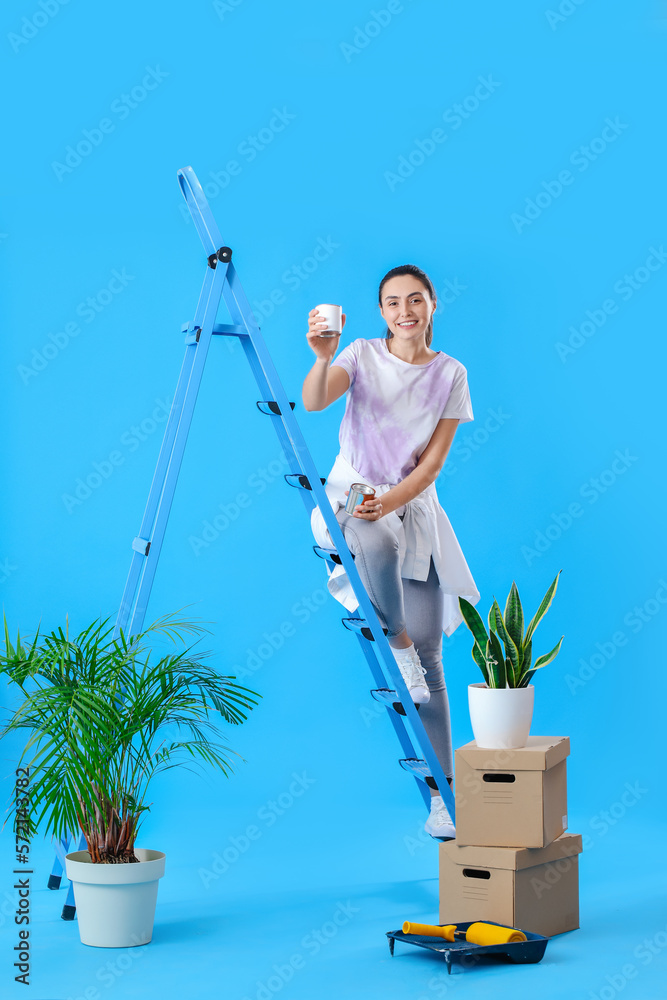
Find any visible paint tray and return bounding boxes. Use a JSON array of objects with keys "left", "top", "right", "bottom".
[{"left": 386, "top": 921, "right": 548, "bottom": 972}]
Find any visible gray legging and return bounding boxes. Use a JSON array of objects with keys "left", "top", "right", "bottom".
[{"left": 335, "top": 506, "right": 454, "bottom": 783}]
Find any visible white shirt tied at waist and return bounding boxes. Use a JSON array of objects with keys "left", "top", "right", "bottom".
[{"left": 310, "top": 452, "right": 481, "bottom": 637}]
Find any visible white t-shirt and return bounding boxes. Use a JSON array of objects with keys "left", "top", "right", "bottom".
[{"left": 332, "top": 337, "right": 473, "bottom": 485}]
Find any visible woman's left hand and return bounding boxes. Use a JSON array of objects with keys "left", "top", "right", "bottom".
[
  {"left": 355, "top": 497, "right": 383, "bottom": 520},
  {"left": 343, "top": 490, "right": 383, "bottom": 519}
]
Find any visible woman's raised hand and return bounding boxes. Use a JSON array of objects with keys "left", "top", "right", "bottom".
[{"left": 306, "top": 308, "right": 346, "bottom": 362}]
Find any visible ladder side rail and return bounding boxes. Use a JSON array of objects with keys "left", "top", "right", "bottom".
[
  {"left": 355, "top": 634, "right": 432, "bottom": 810},
  {"left": 239, "top": 336, "right": 317, "bottom": 520},
  {"left": 114, "top": 266, "right": 218, "bottom": 637},
  {"left": 47, "top": 834, "right": 71, "bottom": 888},
  {"left": 177, "top": 166, "right": 223, "bottom": 255},
  {"left": 211, "top": 262, "right": 317, "bottom": 521},
  {"left": 60, "top": 831, "right": 87, "bottom": 920},
  {"left": 126, "top": 263, "right": 230, "bottom": 636}
]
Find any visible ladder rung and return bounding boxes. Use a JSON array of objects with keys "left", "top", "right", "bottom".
[
  {"left": 256, "top": 400, "right": 296, "bottom": 416},
  {"left": 341, "top": 617, "right": 388, "bottom": 641},
  {"left": 313, "top": 545, "right": 342, "bottom": 565},
  {"left": 212, "top": 322, "right": 249, "bottom": 337},
  {"left": 399, "top": 757, "right": 437, "bottom": 789},
  {"left": 370, "top": 688, "right": 409, "bottom": 716},
  {"left": 370, "top": 689, "right": 421, "bottom": 714},
  {"left": 284, "top": 473, "right": 326, "bottom": 491}
]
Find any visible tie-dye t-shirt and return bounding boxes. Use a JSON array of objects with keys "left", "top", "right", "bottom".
[{"left": 331, "top": 337, "right": 473, "bottom": 485}]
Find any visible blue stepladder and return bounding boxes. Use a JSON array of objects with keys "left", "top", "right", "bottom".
[{"left": 50, "top": 166, "right": 456, "bottom": 919}]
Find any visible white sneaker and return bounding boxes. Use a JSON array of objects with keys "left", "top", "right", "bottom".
[
  {"left": 392, "top": 647, "right": 430, "bottom": 705},
  {"left": 424, "top": 795, "right": 455, "bottom": 840}
]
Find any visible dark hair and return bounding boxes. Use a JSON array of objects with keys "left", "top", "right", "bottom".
[{"left": 378, "top": 264, "right": 437, "bottom": 348}]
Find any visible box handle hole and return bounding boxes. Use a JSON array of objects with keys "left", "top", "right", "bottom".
[
  {"left": 462, "top": 868, "right": 491, "bottom": 880},
  {"left": 482, "top": 773, "right": 516, "bottom": 783}
]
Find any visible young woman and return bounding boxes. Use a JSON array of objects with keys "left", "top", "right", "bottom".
[{"left": 302, "top": 264, "right": 480, "bottom": 839}]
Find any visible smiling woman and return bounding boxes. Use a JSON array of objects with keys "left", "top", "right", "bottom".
[{"left": 302, "top": 263, "right": 480, "bottom": 841}]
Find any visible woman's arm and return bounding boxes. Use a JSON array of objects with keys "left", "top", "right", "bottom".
[
  {"left": 302, "top": 360, "right": 350, "bottom": 411},
  {"left": 302, "top": 307, "right": 350, "bottom": 411},
  {"left": 353, "top": 419, "right": 460, "bottom": 519}
]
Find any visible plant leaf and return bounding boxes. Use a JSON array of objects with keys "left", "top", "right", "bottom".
[
  {"left": 490, "top": 600, "right": 520, "bottom": 685},
  {"left": 533, "top": 636, "right": 564, "bottom": 671},
  {"left": 515, "top": 638, "right": 532, "bottom": 688},
  {"left": 487, "top": 631, "right": 507, "bottom": 688},
  {"left": 525, "top": 571, "right": 562, "bottom": 644},
  {"left": 504, "top": 582, "right": 524, "bottom": 650},
  {"left": 459, "top": 598, "right": 490, "bottom": 651},
  {"left": 471, "top": 643, "right": 490, "bottom": 685}
]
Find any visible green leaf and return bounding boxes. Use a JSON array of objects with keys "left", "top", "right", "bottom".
[
  {"left": 490, "top": 600, "right": 520, "bottom": 685},
  {"left": 525, "top": 571, "right": 562, "bottom": 643},
  {"left": 487, "top": 631, "right": 507, "bottom": 688},
  {"left": 533, "top": 636, "right": 564, "bottom": 671},
  {"left": 504, "top": 582, "right": 524, "bottom": 650},
  {"left": 471, "top": 643, "right": 490, "bottom": 685},
  {"left": 488, "top": 640, "right": 507, "bottom": 688},
  {"left": 514, "top": 638, "right": 532, "bottom": 687},
  {"left": 459, "top": 598, "right": 490, "bottom": 652}
]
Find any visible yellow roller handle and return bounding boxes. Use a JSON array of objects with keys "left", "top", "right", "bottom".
[
  {"left": 402, "top": 922, "right": 457, "bottom": 941},
  {"left": 465, "top": 922, "right": 527, "bottom": 945},
  {"left": 402, "top": 921, "right": 527, "bottom": 946}
]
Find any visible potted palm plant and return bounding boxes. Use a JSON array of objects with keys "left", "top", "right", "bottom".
[
  {"left": 0, "top": 610, "right": 260, "bottom": 948},
  {"left": 458, "top": 571, "right": 563, "bottom": 749}
]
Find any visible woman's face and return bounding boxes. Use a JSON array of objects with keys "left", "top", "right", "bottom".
[{"left": 379, "top": 275, "right": 436, "bottom": 343}]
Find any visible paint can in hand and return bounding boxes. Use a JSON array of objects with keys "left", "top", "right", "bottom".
[{"left": 345, "top": 483, "right": 376, "bottom": 514}]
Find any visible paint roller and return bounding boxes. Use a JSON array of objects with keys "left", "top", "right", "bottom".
[{"left": 402, "top": 921, "right": 527, "bottom": 945}]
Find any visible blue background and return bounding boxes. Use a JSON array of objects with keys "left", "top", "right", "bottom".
[{"left": 1, "top": 1, "right": 666, "bottom": 997}]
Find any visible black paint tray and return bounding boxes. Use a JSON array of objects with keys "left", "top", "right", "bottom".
[{"left": 386, "top": 920, "right": 548, "bottom": 972}]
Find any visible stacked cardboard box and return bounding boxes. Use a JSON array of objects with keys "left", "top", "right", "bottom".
[{"left": 439, "top": 736, "right": 581, "bottom": 937}]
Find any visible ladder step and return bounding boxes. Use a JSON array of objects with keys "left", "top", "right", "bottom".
[
  {"left": 256, "top": 400, "right": 296, "bottom": 416},
  {"left": 284, "top": 473, "right": 326, "bottom": 491},
  {"left": 371, "top": 688, "right": 416, "bottom": 716},
  {"left": 341, "top": 617, "right": 389, "bottom": 641},
  {"left": 399, "top": 757, "right": 437, "bottom": 789},
  {"left": 313, "top": 545, "right": 342, "bottom": 565},
  {"left": 370, "top": 688, "right": 421, "bottom": 714}
]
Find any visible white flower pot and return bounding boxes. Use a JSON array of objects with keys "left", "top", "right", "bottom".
[
  {"left": 65, "top": 848, "right": 166, "bottom": 948},
  {"left": 468, "top": 682, "right": 535, "bottom": 749}
]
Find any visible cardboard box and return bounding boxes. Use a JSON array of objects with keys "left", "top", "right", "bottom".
[
  {"left": 455, "top": 736, "right": 570, "bottom": 848},
  {"left": 439, "top": 833, "right": 582, "bottom": 937}
]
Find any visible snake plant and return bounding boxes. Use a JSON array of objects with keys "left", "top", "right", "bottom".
[{"left": 458, "top": 571, "right": 563, "bottom": 688}]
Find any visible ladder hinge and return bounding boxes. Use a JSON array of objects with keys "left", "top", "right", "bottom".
[
  {"left": 208, "top": 246, "right": 233, "bottom": 268},
  {"left": 132, "top": 537, "right": 151, "bottom": 556},
  {"left": 184, "top": 325, "right": 201, "bottom": 345}
]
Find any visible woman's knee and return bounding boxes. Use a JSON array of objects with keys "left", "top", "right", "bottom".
[{"left": 340, "top": 516, "right": 400, "bottom": 562}]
